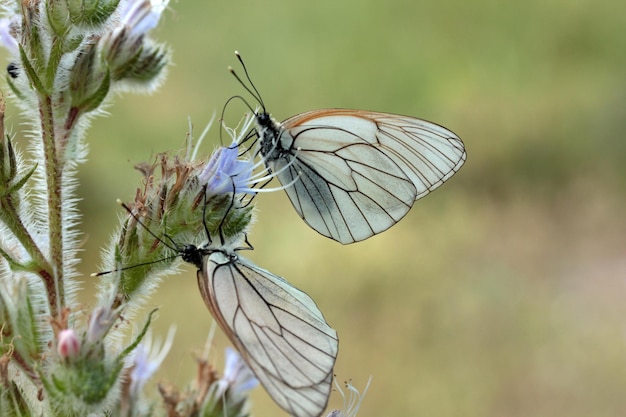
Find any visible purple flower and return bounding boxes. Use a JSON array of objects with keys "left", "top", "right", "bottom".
[
  {"left": 0, "top": 17, "right": 19, "bottom": 55},
  {"left": 128, "top": 327, "right": 175, "bottom": 396},
  {"left": 215, "top": 347, "right": 258, "bottom": 400},
  {"left": 198, "top": 144, "right": 256, "bottom": 196},
  {"left": 117, "top": 0, "right": 168, "bottom": 38},
  {"left": 100, "top": 0, "right": 168, "bottom": 74},
  {"left": 196, "top": 113, "right": 291, "bottom": 197}
]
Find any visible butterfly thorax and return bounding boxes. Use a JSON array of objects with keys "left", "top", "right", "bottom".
[{"left": 256, "top": 112, "right": 292, "bottom": 162}]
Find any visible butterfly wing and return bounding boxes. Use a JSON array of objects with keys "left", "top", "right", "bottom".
[
  {"left": 270, "top": 135, "right": 417, "bottom": 244},
  {"left": 357, "top": 111, "right": 466, "bottom": 197},
  {"left": 268, "top": 109, "right": 465, "bottom": 244},
  {"left": 284, "top": 109, "right": 466, "bottom": 200},
  {"left": 197, "top": 251, "right": 338, "bottom": 417}
]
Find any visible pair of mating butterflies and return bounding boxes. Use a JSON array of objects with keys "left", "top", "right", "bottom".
[{"left": 169, "top": 54, "right": 465, "bottom": 417}]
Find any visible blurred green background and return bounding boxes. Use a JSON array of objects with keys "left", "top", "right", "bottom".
[{"left": 5, "top": 0, "right": 626, "bottom": 415}]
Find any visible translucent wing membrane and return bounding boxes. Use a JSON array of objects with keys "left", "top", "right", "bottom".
[
  {"left": 259, "top": 109, "right": 466, "bottom": 244},
  {"left": 365, "top": 112, "right": 466, "bottom": 197},
  {"left": 273, "top": 143, "right": 416, "bottom": 244},
  {"left": 198, "top": 251, "right": 338, "bottom": 417}
]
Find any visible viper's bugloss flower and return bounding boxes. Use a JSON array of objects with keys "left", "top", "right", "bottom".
[
  {"left": 100, "top": 0, "right": 169, "bottom": 84},
  {"left": 128, "top": 327, "right": 175, "bottom": 397},
  {"left": 198, "top": 144, "right": 256, "bottom": 196},
  {"left": 198, "top": 114, "right": 294, "bottom": 198},
  {"left": 118, "top": 0, "right": 169, "bottom": 38},
  {"left": 197, "top": 347, "right": 258, "bottom": 417},
  {"left": 0, "top": 17, "right": 19, "bottom": 55},
  {"left": 215, "top": 347, "right": 258, "bottom": 400}
]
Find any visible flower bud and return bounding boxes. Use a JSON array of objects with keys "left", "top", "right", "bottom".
[
  {"left": 57, "top": 329, "right": 81, "bottom": 360},
  {"left": 68, "top": 41, "right": 111, "bottom": 113},
  {"left": 46, "top": 0, "right": 72, "bottom": 36},
  {"left": 75, "top": 0, "right": 119, "bottom": 26},
  {"left": 99, "top": 0, "right": 169, "bottom": 84},
  {"left": 87, "top": 306, "right": 116, "bottom": 343}
]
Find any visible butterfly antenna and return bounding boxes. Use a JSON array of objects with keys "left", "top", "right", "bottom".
[
  {"left": 234, "top": 51, "right": 266, "bottom": 111},
  {"left": 92, "top": 201, "right": 183, "bottom": 277},
  {"left": 228, "top": 67, "right": 262, "bottom": 111},
  {"left": 91, "top": 254, "right": 181, "bottom": 277},
  {"left": 118, "top": 200, "right": 179, "bottom": 252}
]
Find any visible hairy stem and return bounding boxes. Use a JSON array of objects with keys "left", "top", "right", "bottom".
[{"left": 39, "top": 94, "right": 64, "bottom": 318}]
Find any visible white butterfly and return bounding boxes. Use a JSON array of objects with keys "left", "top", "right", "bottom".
[
  {"left": 112, "top": 199, "right": 338, "bottom": 417},
  {"left": 231, "top": 52, "right": 467, "bottom": 244},
  {"left": 197, "top": 249, "right": 338, "bottom": 417}
]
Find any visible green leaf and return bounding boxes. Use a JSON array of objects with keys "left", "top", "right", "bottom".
[
  {"left": 18, "top": 45, "right": 46, "bottom": 95},
  {"left": 46, "top": 37, "right": 67, "bottom": 89},
  {"left": 118, "top": 308, "right": 158, "bottom": 360},
  {"left": 6, "top": 163, "right": 38, "bottom": 196},
  {"left": 10, "top": 280, "right": 42, "bottom": 366},
  {"left": 5, "top": 76, "right": 25, "bottom": 101}
]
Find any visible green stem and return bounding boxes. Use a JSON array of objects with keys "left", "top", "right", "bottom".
[{"left": 40, "top": 94, "right": 64, "bottom": 319}]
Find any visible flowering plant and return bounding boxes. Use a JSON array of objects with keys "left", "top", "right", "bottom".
[
  {"left": 0, "top": 0, "right": 265, "bottom": 414},
  {"left": 0, "top": 0, "right": 369, "bottom": 415}
]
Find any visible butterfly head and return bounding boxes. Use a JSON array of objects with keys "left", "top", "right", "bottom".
[
  {"left": 180, "top": 244, "right": 205, "bottom": 269},
  {"left": 255, "top": 111, "right": 272, "bottom": 128}
]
